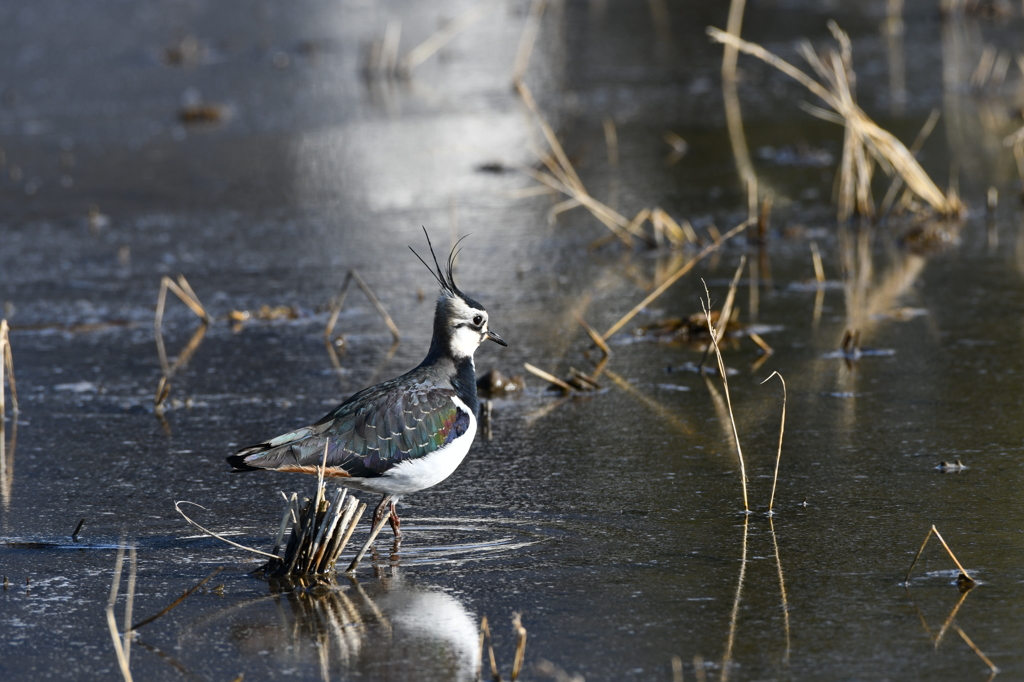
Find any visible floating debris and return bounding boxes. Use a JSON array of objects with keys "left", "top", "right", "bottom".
[
  {"left": 178, "top": 104, "right": 226, "bottom": 125},
  {"left": 477, "top": 368, "right": 526, "bottom": 399},
  {"left": 936, "top": 459, "right": 968, "bottom": 473}
]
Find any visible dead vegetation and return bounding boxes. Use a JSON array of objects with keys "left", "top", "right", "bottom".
[{"left": 708, "top": 22, "right": 965, "bottom": 222}]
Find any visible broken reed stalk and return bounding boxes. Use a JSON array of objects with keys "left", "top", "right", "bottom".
[
  {"left": 953, "top": 625, "right": 1000, "bottom": 675},
  {"left": 523, "top": 362, "right": 575, "bottom": 393},
  {"left": 345, "top": 503, "right": 390, "bottom": 574},
  {"left": 707, "top": 24, "right": 962, "bottom": 219},
  {"left": 325, "top": 270, "right": 401, "bottom": 344},
  {"left": 904, "top": 525, "right": 974, "bottom": 585},
  {"left": 761, "top": 372, "right": 787, "bottom": 515},
  {"left": 106, "top": 544, "right": 134, "bottom": 682},
  {"left": 602, "top": 219, "right": 752, "bottom": 341},
  {"left": 154, "top": 275, "right": 210, "bottom": 408},
  {"left": 573, "top": 312, "right": 610, "bottom": 357},
  {"left": 702, "top": 280, "right": 749, "bottom": 512},
  {"left": 698, "top": 255, "right": 746, "bottom": 372}
]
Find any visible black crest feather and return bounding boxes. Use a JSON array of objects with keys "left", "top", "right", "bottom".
[{"left": 409, "top": 227, "right": 470, "bottom": 298}]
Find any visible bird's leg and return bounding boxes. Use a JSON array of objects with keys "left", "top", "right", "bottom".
[
  {"left": 372, "top": 495, "right": 389, "bottom": 528},
  {"left": 388, "top": 499, "right": 401, "bottom": 540}
]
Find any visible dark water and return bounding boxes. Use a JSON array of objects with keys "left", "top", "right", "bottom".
[{"left": 2, "top": 1, "right": 1024, "bottom": 680}]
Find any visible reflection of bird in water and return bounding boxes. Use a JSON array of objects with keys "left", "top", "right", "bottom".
[
  {"left": 228, "top": 231, "right": 505, "bottom": 540},
  {"left": 230, "top": 579, "right": 481, "bottom": 681}
]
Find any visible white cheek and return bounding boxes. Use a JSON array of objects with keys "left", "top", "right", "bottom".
[{"left": 451, "top": 326, "right": 483, "bottom": 358}]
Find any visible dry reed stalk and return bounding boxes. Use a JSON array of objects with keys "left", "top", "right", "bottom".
[
  {"left": 106, "top": 544, "right": 134, "bottom": 682},
  {"left": 702, "top": 281, "right": 749, "bottom": 512},
  {"left": 523, "top": 363, "right": 575, "bottom": 393},
  {"left": 904, "top": 525, "right": 975, "bottom": 585},
  {"left": 512, "top": 0, "right": 546, "bottom": 82},
  {"left": 573, "top": 312, "right": 610, "bottom": 358},
  {"left": 693, "top": 654, "right": 707, "bottom": 682},
  {"left": 511, "top": 613, "right": 528, "bottom": 681},
  {"left": 344, "top": 504, "right": 390, "bottom": 573},
  {"left": 879, "top": 108, "right": 940, "bottom": 216},
  {"left": 131, "top": 567, "right": 224, "bottom": 631},
  {"left": 953, "top": 625, "right": 999, "bottom": 675},
  {"left": 325, "top": 270, "right": 401, "bottom": 344},
  {"left": 699, "top": 255, "right": 746, "bottom": 372},
  {"left": 399, "top": 4, "right": 489, "bottom": 74},
  {"left": 708, "top": 25, "right": 963, "bottom": 219},
  {"left": 810, "top": 242, "right": 826, "bottom": 283},
  {"left": 603, "top": 118, "right": 619, "bottom": 167},
  {"left": 515, "top": 80, "right": 640, "bottom": 247},
  {"left": 175, "top": 501, "right": 278, "bottom": 559},
  {"left": 154, "top": 275, "right": 210, "bottom": 409},
  {"left": 0, "top": 319, "right": 17, "bottom": 417},
  {"left": 761, "top": 372, "right": 787, "bottom": 515},
  {"left": 601, "top": 219, "right": 751, "bottom": 341},
  {"left": 721, "top": 0, "right": 757, "bottom": 192},
  {"left": 1002, "top": 124, "right": 1024, "bottom": 192}
]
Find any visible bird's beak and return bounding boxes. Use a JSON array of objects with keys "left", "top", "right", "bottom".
[{"left": 486, "top": 330, "right": 508, "bottom": 346}]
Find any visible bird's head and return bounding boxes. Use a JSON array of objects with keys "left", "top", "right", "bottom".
[{"left": 411, "top": 229, "right": 507, "bottom": 360}]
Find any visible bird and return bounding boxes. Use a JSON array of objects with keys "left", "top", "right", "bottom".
[{"left": 226, "top": 230, "right": 506, "bottom": 544}]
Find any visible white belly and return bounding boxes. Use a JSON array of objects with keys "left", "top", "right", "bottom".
[{"left": 345, "top": 398, "right": 477, "bottom": 497}]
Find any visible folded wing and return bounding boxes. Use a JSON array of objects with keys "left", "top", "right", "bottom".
[{"left": 227, "top": 383, "right": 472, "bottom": 477}]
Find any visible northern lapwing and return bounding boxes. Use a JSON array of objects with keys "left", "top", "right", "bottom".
[{"left": 227, "top": 231, "right": 505, "bottom": 564}]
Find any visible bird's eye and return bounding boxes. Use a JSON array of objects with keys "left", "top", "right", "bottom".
[{"left": 472, "top": 315, "right": 484, "bottom": 327}]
